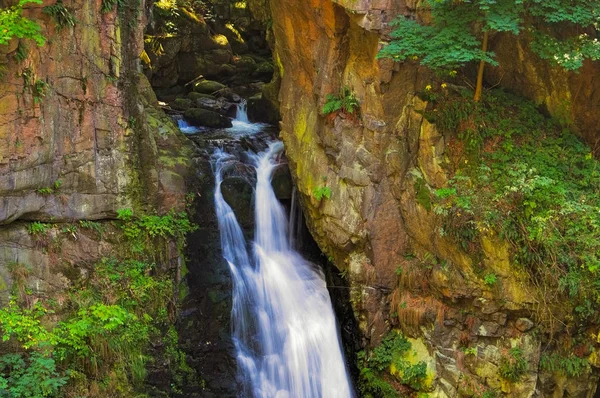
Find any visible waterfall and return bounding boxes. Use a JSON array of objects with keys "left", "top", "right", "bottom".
[
  {"left": 236, "top": 99, "right": 250, "bottom": 123},
  {"left": 212, "top": 142, "right": 353, "bottom": 398}
]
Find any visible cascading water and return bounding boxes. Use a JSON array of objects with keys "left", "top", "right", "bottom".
[
  {"left": 212, "top": 142, "right": 353, "bottom": 398},
  {"left": 236, "top": 99, "right": 250, "bottom": 123}
]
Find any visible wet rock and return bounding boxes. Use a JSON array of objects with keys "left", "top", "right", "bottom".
[
  {"left": 221, "top": 176, "right": 254, "bottom": 228},
  {"left": 247, "top": 93, "right": 280, "bottom": 124},
  {"left": 184, "top": 108, "right": 233, "bottom": 128},
  {"left": 193, "top": 80, "right": 227, "bottom": 95},
  {"left": 271, "top": 165, "right": 293, "bottom": 200}
]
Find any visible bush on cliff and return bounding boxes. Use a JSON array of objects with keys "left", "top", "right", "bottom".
[{"left": 428, "top": 88, "right": 600, "bottom": 329}]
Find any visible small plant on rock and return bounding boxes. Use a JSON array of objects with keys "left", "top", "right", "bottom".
[
  {"left": 322, "top": 86, "right": 360, "bottom": 121},
  {"left": 43, "top": 0, "right": 76, "bottom": 31},
  {"left": 312, "top": 186, "right": 331, "bottom": 201},
  {"left": 499, "top": 347, "right": 527, "bottom": 383}
]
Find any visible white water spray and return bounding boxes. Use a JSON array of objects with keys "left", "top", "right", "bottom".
[{"left": 212, "top": 142, "right": 353, "bottom": 398}]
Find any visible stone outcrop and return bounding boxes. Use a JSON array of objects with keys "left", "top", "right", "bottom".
[
  {"left": 269, "top": 0, "right": 600, "bottom": 395},
  {"left": 0, "top": 1, "right": 193, "bottom": 296}
]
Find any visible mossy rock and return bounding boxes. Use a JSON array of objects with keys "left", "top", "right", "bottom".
[
  {"left": 172, "top": 98, "right": 193, "bottom": 111},
  {"left": 193, "top": 80, "right": 226, "bottom": 94},
  {"left": 206, "top": 48, "right": 232, "bottom": 65},
  {"left": 187, "top": 92, "right": 215, "bottom": 103},
  {"left": 183, "top": 108, "right": 232, "bottom": 128},
  {"left": 247, "top": 93, "right": 280, "bottom": 124},
  {"left": 233, "top": 55, "right": 257, "bottom": 72},
  {"left": 253, "top": 61, "right": 274, "bottom": 82}
]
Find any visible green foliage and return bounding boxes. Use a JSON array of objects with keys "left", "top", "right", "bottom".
[
  {"left": 21, "top": 67, "right": 50, "bottom": 104},
  {"left": 116, "top": 208, "right": 196, "bottom": 254},
  {"left": 78, "top": 220, "right": 106, "bottom": 237},
  {"left": 0, "top": 0, "right": 45, "bottom": 47},
  {"left": 540, "top": 353, "right": 589, "bottom": 377},
  {"left": 322, "top": 87, "right": 360, "bottom": 117},
  {"left": 101, "top": 0, "right": 123, "bottom": 13},
  {"left": 358, "top": 331, "right": 428, "bottom": 395},
  {"left": 27, "top": 222, "right": 52, "bottom": 236},
  {"left": 312, "top": 186, "right": 331, "bottom": 201},
  {"left": 0, "top": 352, "right": 67, "bottom": 397},
  {"left": 431, "top": 89, "right": 600, "bottom": 323},
  {"left": 483, "top": 273, "right": 497, "bottom": 286},
  {"left": 14, "top": 42, "right": 28, "bottom": 62},
  {"left": 379, "top": 0, "right": 600, "bottom": 73},
  {"left": 0, "top": 256, "right": 176, "bottom": 396},
  {"left": 43, "top": 1, "right": 76, "bottom": 31},
  {"left": 498, "top": 347, "right": 527, "bottom": 383}
]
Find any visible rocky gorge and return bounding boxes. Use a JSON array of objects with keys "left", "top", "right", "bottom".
[{"left": 0, "top": 0, "right": 600, "bottom": 397}]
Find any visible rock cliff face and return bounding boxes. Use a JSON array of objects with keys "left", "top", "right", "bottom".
[
  {"left": 269, "top": 0, "right": 600, "bottom": 395},
  {"left": 0, "top": 1, "right": 192, "bottom": 299}
]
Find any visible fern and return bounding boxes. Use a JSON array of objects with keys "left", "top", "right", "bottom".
[
  {"left": 322, "top": 87, "right": 360, "bottom": 117},
  {"left": 43, "top": 1, "right": 76, "bottom": 31}
]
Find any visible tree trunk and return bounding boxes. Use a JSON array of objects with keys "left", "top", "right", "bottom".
[{"left": 474, "top": 30, "right": 489, "bottom": 102}]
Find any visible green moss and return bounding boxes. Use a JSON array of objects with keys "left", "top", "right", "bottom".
[{"left": 414, "top": 177, "right": 432, "bottom": 212}]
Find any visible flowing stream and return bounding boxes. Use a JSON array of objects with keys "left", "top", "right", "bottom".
[{"left": 212, "top": 139, "right": 353, "bottom": 397}]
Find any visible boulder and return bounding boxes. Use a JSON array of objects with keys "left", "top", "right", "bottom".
[
  {"left": 171, "top": 98, "right": 193, "bottom": 111},
  {"left": 187, "top": 92, "right": 215, "bottom": 102},
  {"left": 183, "top": 108, "right": 232, "bottom": 128},
  {"left": 247, "top": 93, "right": 280, "bottom": 124},
  {"left": 253, "top": 61, "right": 274, "bottom": 82},
  {"left": 193, "top": 80, "right": 226, "bottom": 94}
]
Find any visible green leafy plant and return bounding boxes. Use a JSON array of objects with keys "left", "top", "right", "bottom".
[
  {"left": 116, "top": 208, "right": 196, "bottom": 254},
  {"left": 540, "top": 353, "right": 589, "bottom": 377},
  {"left": 79, "top": 220, "right": 106, "bottom": 237},
  {"left": 322, "top": 86, "right": 360, "bottom": 118},
  {"left": 312, "top": 186, "right": 331, "bottom": 201},
  {"left": 32, "top": 79, "right": 49, "bottom": 103},
  {"left": 358, "top": 331, "right": 428, "bottom": 394},
  {"left": 0, "top": 352, "right": 67, "bottom": 397},
  {"left": 0, "top": 0, "right": 45, "bottom": 47},
  {"left": 36, "top": 187, "right": 53, "bottom": 195},
  {"left": 27, "top": 222, "right": 52, "bottom": 235},
  {"left": 43, "top": 0, "right": 76, "bottom": 31},
  {"left": 101, "top": 0, "right": 125, "bottom": 13},
  {"left": 498, "top": 347, "right": 528, "bottom": 383},
  {"left": 483, "top": 273, "right": 497, "bottom": 286},
  {"left": 14, "top": 41, "right": 28, "bottom": 62}
]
